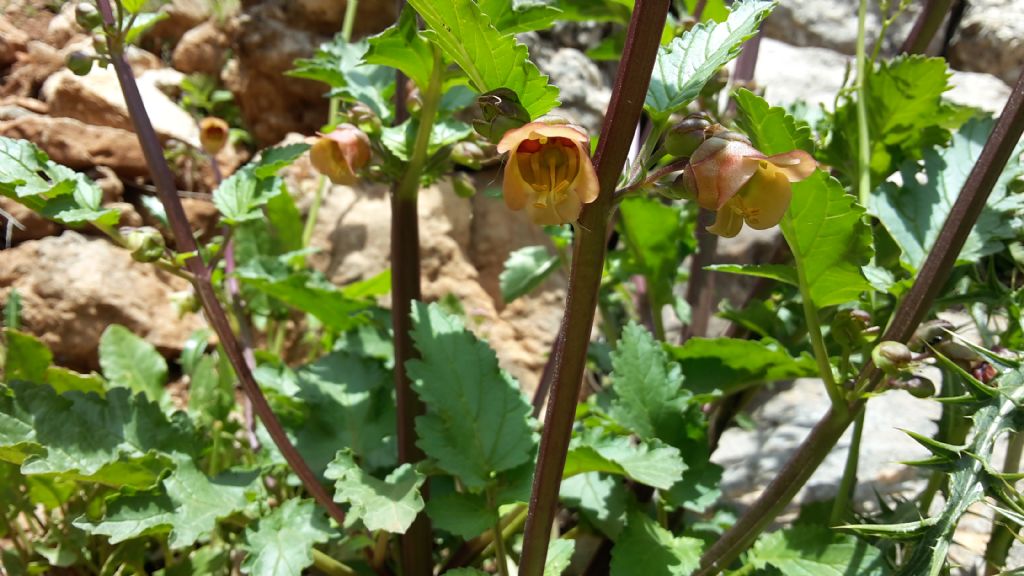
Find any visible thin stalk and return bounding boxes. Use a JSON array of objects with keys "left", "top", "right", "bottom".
[
  {"left": 830, "top": 409, "right": 864, "bottom": 525},
  {"left": 391, "top": 44, "right": 443, "bottom": 576},
  {"left": 94, "top": 0, "right": 347, "bottom": 527},
  {"left": 311, "top": 548, "right": 357, "bottom": 576},
  {"left": 342, "top": 0, "right": 359, "bottom": 41},
  {"left": 855, "top": 0, "right": 872, "bottom": 207},
  {"left": 901, "top": 0, "right": 954, "bottom": 55},
  {"left": 492, "top": 513, "right": 511, "bottom": 576},
  {"left": 983, "top": 430, "right": 1023, "bottom": 575},
  {"left": 444, "top": 505, "right": 528, "bottom": 570},
  {"left": 302, "top": 97, "right": 340, "bottom": 248},
  {"left": 697, "top": 68, "right": 1024, "bottom": 574},
  {"left": 518, "top": 2, "right": 670, "bottom": 574}
]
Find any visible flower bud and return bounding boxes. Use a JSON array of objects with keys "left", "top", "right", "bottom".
[
  {"left": 347, "top": 103, "right": 381, "bottom": 136},
  {"left": 831, "top": 309, "right": 871, "bottom": 349},
  {"left": 451, "top": 141, "right": 487, "bottom": 170},
  {"left": 896, "top": 375, "right": 935, "bottom": 398},
  {"left": 473, "top": 88, "right": 531, "bottom": 143},
  {"left": 452, "top": 172, "right": 476, "bottom": 198},
  {"left": 872, "top": 341, "right": 913, "bottom": 374},
  {"left": 121, "top": 226, "right": 165, "bottom": 262},
  {"left": 75, "top": 2, "right": 103, "bottom": 30},
  {"left": 91, "top": 33, "right": 109, "bottom": 56},
  {"left": 664, "top": 114, "right": 711, "bottom": 158},
  {"left": 66, "top": 51, "right": 94, "bottom": 76},
  {"left": 199, "top": 117, "right": 230, "bottom": 155},
  {"left": 309, "top": 124, "right": 372, "bottom": 185}
]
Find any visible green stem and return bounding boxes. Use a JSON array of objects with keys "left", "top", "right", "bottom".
[
  {"left": 983, "top": 430, "right": 1023, "bottom": 575},
  {"left": 490, "top": 490, "right": 511, "bottom": 576},
  {"left": 311, "top": 548, "right": 357, "bottom": 576},
  {"left": 830, "top": 408, "right": 864, "bottom": 525},
  {"left": 342, "top": 0, "right": 359, "bottom": 41},
  {"left": 855, "top": 0, "right": 872, "bottom": 207},
  {"left": 519, "top": 2, "right": 670, "bottom": 574}
]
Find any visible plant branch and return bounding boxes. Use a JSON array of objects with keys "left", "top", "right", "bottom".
[
  {"left": 94, "top": 0, "right": 347, "bottom": 527},
  {"left": 697, "top": 67, "right": 1024, "bottom": 575},
  {"left": 901, "top": 0, "right": 954, "bottom": 55},
  {"left": 518, "top": 2, "right": 670, "bottom": 574},
  {"left": 855, "top": 0, "right": 872, "bottom": 207}
]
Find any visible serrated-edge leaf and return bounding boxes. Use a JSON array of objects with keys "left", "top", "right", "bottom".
[{"left": 325, "top": 450, "right": 425, "bottom": 534}]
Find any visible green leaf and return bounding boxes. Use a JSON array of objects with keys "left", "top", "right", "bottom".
[
  {"left": 214, "top": 169, "right": 282, "bottom": 224},
  {"left": 661, "top": 458, "right": 723, "bottom": 513},
  {"left": 288, "top": 38, "right": 394, "bottom": 121},
  {"left": 499, "top": 245, "right": 561, "bottom": 303},
  {"left": 667, "top": 337, "right": 818, "bottom": 399},
  {"left": 326, "top": 450, "right": 425, "bottom": 534},
  {"left": 187, "top": 355, "right": 232, "bottom": 427},
  {"left": 560, "top": 472, "right": 627, "bottom": 538},
  {"left": 735, "top": 91, "right": 873, "bottom": 308},
  {"left": 3, "top": 288, "right": 21, "bottom": 330},
  {"left": 749, "top": 526, "right": 890, "bottom": 575},
  {"left": 121, "top": 0, "right": 145, "bottom": 13},
  {"left": 235, "top": 267, "right": 373, "bottom": 332},
  {"left": 252, "top": 144, "right": 311, "bottom": 179},
  {"left": 265, "top": 187, "right": 304, "bottom": 253},
  {"left": 407, "top": 302, "right": 536, "bottom": 491},
  {"left": 365, "top": 7, "right": 434, "bottom": 89},
  {"left": 619, "top": 198, "right": 686, "bottom": 311},
  {"left": 44, "top": 367, "right": 106, "bottom": 396},
  {"left": 706, "top": 263, "right": 798, "bottom": 286},
  {"left": 683, "top": 0, "right": 729, "bottom": 21},
  {"left": 609, "top": 323, "right": 689, "bottom": 445},
  {"left": 545, "top": 539, "right": 575, "bottom": 576},
  {"left": 781, "top": 171, "right": 873, "bottom": 307},
  {"left": 4, "top": 329, "right": 51, "bottom": 383},
  {"left": 565, "top": 431, "right": 686, "bottom": 490},
  {"left": 407, "top": 0, "right": 560, "bottom": 119},
  {"left": 241, "top": 499, "right": 332, "bottom": 576},
  {"left": 0, "top": 382, "right": 194, "bottom": 488},
  {"left": 124, "top": 12, "right": 169, "bottom": 44},
  {"left": 98, "top": 325, "right": 168, "bottom": 405},
  {"left": 734, "top": 88, "right": 814, "bottom": 155},
  {"left": 75, "top": 458, "right": 259, "bottom": 548},
  {"left": 426, "top": 491, "right": 495, "bottom": 539},
  {"left": 872, "top": 116, "right": 1024, "bottom": 271},
  {"left": 610, "top": 510, "right": 703, "bottom": 576},
  {"left": 380, "top": 119, "right": 473, "bottom": 162},
  {"left": 478, "top": 0, "right": 563, "bottom": 34},
  {"left": 645, "top": 0, "right": 775, "bottom": 121}
]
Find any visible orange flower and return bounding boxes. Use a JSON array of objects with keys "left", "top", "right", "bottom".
[
  {"left": 199, "top": 117, "right": 230, "bottom": 155},
  {"left": 309, "top": 123, "right": 371, "bottom": 185},
  {"left": 682, "top": 130, "right": 816, "bottom": 238},
  {"left": 497, "top": 120, "right": 599, "bottom": 225}
]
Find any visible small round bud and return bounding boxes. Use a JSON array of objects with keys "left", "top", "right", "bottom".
[
  {"left": 199, "top": 117, "right": 230, "bottom": 155},
  {"left": 76, "top": 3, "right": 103, "bottom": 29},
  {"left": 406, "top": 86, "right": 422, "bottom": 116},
  {"left": 664, "top": 114, "right": 711, "bottom": 158},
  {"left": 309, "top": 124, "right": 372, "bottom": 185},
  {"left": 899, "top": 375, "right": 935, "bottom": 398},
  {"left": 347, "top": 103, "right": 381, "bottom": 136},
  {"left": 451, "top": 172, "right": 476, "bottom": 198},
  {"left": 66, "top": 51, "right": 94, "bottom": 76},
  {"left": 872, "top": 341, "right": 913, "bottom": 374},
  {"left": 91, "top": 33, "right": 109, "bottom": 56},
  {"left": 121, "top": 226, "right": 166, "bottom": 262},
  {"left": 451, "top": 141, "right": 487, "bottom": 170}
]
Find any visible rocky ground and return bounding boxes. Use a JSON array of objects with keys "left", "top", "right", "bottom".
[{"left": 1, "top": 0, "right": 1022, "bottom": 571}]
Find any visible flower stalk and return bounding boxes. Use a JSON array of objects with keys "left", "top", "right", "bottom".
[{"left": 518, "top": 1, "right": 671, "bottom": 573}]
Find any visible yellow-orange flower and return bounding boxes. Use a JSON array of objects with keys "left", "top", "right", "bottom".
[
  {"left": 199, "top": 117, "right": 229, "bottom": 155},
  {"left": 309, "top": 123, "right": 371, "bottom": 185},
  {"left": 683, "top": 131, "right": 816, "bottom": 238},
  {"left": 497, "top": 120, "right": 599, "bottom": 225}
]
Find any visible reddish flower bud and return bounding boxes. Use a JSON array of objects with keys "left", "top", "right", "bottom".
[{"left": 309, "top": 123, "right": 372, "bottom": 185}]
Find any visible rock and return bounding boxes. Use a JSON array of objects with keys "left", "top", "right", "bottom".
[
  {"left": 264, "top": 0, "right": 397, "bottom": 38},
  {"left": 0, "top": 113, "right": 149, "bottom": 178},
  {"left": 0, "top": 197, "right": 59, "bottom": 244},
  {"left": 147, "top": 0, "right": 213, "bottom": 46},
  {"left": 0, "top": 97, "right": 48, "bottom": 120},
  {"left": 761, "top": 0, "right": 923, "bottom": 56},
  {"left": 712, "top": 378, "right": 941, "bottom": 508},
  {"left": 41, "top": 66, "right": 200, "bottom": 146},
  {"left": 949, "top": 0, "right": 1024, "bottom": 86},
  {"left": 754, "top": 38, "right": 1012, "bottom": 114},
  {"left": 172, "top": 21, "right": 229, "bottom": 75},
  {"left": 529, "top": 45, "right": 611, "bottom": 135},
  {"left": 0, "top": 41, "right": 64, "bottom": 98},
  {"left": 0, "top": 14, "right": 30, "bottom": 69},
  {"left": 0, "top": 231, "right": 205, "bottom": 368},
  {"left": 44, "top": 0, "right": 81, "bottom": 50},
  {"left": 180, "top": 197, "right": 221, "bottom": 239}
]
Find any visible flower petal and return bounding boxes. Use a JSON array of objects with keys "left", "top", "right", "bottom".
[
  {"left": 736, "top": 165, "right": 792, "bottom": 230},
  {"left": 766, "top": 149, "right": 817, "bottom": 182},
  {"left": 502, "top": 145, "right": 531, "bottom": 210},
  {"left": 496, "top": 121, "right": 588, "bottom": 153},
  {"left": 706, "top": 203, "right": 743, "bottom": 238},
  {"left": 570, "top": 140, "right": 599, "bottom": 204},
  {"left": 527, "top": 192, "right": 582, "bottom": 225}
]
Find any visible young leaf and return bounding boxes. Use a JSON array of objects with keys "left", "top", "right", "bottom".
[
  {"left": 407, "top": 302, "right": 536, "bottom": 491},
  {"left": 98, "top": 324, "right": 168, "bottom": 404},
  {"left": 241, "top": 499, "right": 332, "bottom": 576},
  {"left": 235, "top": 267, "right": 373, "bottom": 332},
  {"left": 0, "top": 383, "right": 194, "bottom": 489},
  {"left": 733, "top": 88, "right": 813, "bottom": 155},
  {"left": 406, "top": 0, "right": 559, "bottom": 119},
  {"left": 186, "top": 355, "right": 232, "bottom": 427},
  {"left": 609, "top": 323, "right": 689, "bottom": 444},
  {"left": 667, "top": 337, "right": 817, "bottom": 400},
  {"left": 288, "top": 39, "right": 394, "bottom": 121},
  {"left": 325, "top": 450, "right": 425, "bottom": 534},
  {"left": 74, "top": 458, "right": 259, "bottom": 549},
  {"left": 499, "top": 245, "right": 561, "bottom": 303},
  {"left": 365, "top": 7, "right": 434, "bottom": 90},
  {"left": 213, "top": 169, "right": 282, "bottom": 225},
  {"left": 545, "top": 539, "right": 575, "bottom": 576},
  {"left": 873, "top": 117, "right": 1024, "bottom": 272},
  {"left": 610, "top": 510, "right": 703, "bottom": 576},
  {"left": 749, "top": 526, "right": 889, "bottom": 575},
  {"left": 45, "top": 367, "right": 106, "bottom": 396},
  {"left": 252, "top": 144, "right": 311, "bottom": 179},
  {"left": 705, "top": 263, "right": 798, "bottom": 286},
  {"left": 645, "top": 0, "right": 775, "bottom": 121}
]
